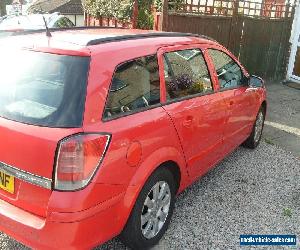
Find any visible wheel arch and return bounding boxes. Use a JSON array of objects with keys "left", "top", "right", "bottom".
[
  {"left": 261, "top": 100, "right": 267, "bottom": 115},
  {"left": 116, "top": 146, "right": 189, "bottom": 232}
]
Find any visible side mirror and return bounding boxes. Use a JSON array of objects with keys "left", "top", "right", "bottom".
[{"left": 249, "top": 75, "right": 264, "bottom": 88}]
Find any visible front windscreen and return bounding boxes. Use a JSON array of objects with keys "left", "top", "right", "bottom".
[{"left": 0, "top": 50, "right": 90, "bottom": 127}]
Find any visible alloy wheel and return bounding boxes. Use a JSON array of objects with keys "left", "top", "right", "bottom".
[
  {"left": 254, "top": 111, "right": 264, "bottom": 143},
  {"left": 141, "top": 181, "right": 171, "bottom": 239}
]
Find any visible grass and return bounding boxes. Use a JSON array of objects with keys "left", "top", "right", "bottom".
[
  {"left": 264, "top": 138, "right": 275, "bottom": 145},
  {"left": 283, "top": 208, "right": 292, "bottom": 217}
]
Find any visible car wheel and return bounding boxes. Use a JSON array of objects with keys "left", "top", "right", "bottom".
[
  {"left": 243, "top": 107, "right": 265, "bottom": 149},
  {"left": 120, "top": 167, "right": 176, "bottom": 250}
]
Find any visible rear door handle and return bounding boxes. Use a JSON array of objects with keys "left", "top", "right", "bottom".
[{"left": 183, "top": 116, "right": 193, "bottom": 128}]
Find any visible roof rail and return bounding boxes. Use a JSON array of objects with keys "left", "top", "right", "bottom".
[
  {"left": 86, "top": 32, "right": 216, "bottom": 46},
  {"left": 8, "top": 26, "right": 216, "bottom": 44}
]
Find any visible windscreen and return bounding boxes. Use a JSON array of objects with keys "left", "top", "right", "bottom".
[{"left": 0, "top": 50, "right": 90, "bottom": 127}]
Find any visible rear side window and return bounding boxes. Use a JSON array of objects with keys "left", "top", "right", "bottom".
[
  {"left": 104, "top": 55, "right": 160, "bottom": 119},
  {"left": 0, "top": 50, "right": 89, "bottom": 127},
  {"left": 163, "top": 49, "right": 213, "bottom": 101},
  {"left": 208, "top": 49, "right": 244, "bottom": 89}
]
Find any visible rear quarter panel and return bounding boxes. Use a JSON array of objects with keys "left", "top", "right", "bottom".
[
  {"left": 84, "top": 108, "right": 189, "bottom": 189},
  {"left": 73, "top": 47, "right": 190, "bottom": 219},
  {"left": 83, "top": 44, "right": 190, "bottom": 188}
]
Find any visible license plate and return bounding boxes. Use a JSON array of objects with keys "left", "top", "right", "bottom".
[{"left": 0, "top": 171, "right": 14, "bottom": 194}]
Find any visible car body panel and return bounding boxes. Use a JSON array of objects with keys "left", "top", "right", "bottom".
[
  {"left": 0, "top": 117, "right": 82, "bottom": 217},
  {"left": 157, "top": 44, "right": 228, "bottom": 180},
  {"left": 0, "top": 28, "right": 267, "bottom": 249},
  {"left": 83, "top": 107, "right": 187, "bottom": 186},
  {"left": 205, "top": 44, "right": 262, "bottom": 153}
]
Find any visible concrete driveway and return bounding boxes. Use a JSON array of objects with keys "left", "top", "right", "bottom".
[
  {"left": 263, "top": 82, "right": 300, "bottom": 157},
  {"left": 95, "top": 143, "right": 300, "bottom": 250}
]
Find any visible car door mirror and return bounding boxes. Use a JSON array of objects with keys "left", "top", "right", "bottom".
[{"left": 249, "top": 75, "right": 264, "bottom": 88}]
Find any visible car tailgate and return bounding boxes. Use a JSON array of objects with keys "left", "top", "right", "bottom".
[{"left": 0, "top": 117, "right": 82, "bottom": 217}]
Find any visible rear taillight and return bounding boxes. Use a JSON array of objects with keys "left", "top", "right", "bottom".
[{"left": 54, "top": 133, "right": 110, "bottom": 191}]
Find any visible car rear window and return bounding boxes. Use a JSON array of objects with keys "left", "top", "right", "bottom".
[{"left": 0, "top": 50, "right": 89, "bottom": 127}]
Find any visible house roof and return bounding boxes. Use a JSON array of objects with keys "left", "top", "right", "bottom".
[{"left": 28, "top": 0, "right": 83, "bottom": 15}]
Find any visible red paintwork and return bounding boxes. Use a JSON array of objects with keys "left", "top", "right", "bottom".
[
  {"left": 0, "top": 28, "right": 267, "bottom": 249},
  {"left": 126, "top": 141, "right": 143, "bottom": 167}
]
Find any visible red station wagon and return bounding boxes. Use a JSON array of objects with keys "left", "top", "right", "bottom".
[{"left": 0, "top": 28, "right": 266, "bottom": 249}]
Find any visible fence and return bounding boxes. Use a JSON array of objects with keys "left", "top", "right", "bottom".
[
  {"left": 163, "top": 0, "right": 296, "bottom": 80},
  {"left": 170, "top": 0, "right": 294, "bottom": 18},
  {"left": 85, "top": 0, "right": 296, "bottom": 80},
  {"left": 85, "top": 15, "right": 132, "bottom": 28}
]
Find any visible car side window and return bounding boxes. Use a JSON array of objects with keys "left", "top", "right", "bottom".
[
  {"left": 208, "top": 49, "right": 244, "bottom": 89},
  {"left": 104, "top": 55, "right": 160, "bottom": 119},
  {"left": 163, "top": 49, "right": 213, "bottom": 100}
]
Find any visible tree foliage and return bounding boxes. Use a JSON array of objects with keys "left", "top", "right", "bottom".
[
  {"left": 82, "top": 0, "right": 133, "bottom": 20},
  {"left": 82, "top": 0, "right": 156, "bottom": 28},
  {"left": 82, "top": 0, "right": 184, "bottom": 29},
  {"left": 136, "top": 0, "right": 154, "bottom": 29}
]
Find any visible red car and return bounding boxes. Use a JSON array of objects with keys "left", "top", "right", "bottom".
[{"left": 0, "top": 28, "right": 266, "bottom": 249}]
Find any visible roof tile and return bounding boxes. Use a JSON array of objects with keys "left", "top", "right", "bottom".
[{"left": 28, "top": 0, "right": 83, "bottom": 15}]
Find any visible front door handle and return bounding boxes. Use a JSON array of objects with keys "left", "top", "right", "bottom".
[
  {"left": 229, "top": 100, "right": 234, "bottom": 106},
  {"left": 183, "top": 116, "right": 193, "bottom": 128}
]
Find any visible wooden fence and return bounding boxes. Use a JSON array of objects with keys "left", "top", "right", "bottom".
[
  {"left": 85, "top": 0, "right": 296, "bottom": 80},
  {"left": 85, "top": 15, "right": 132, "bottom": 28},
  {"left": 163, "top": 0, "right": 296, "bottom": 80}
]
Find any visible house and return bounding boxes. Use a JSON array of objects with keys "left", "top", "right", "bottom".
[
  {"left": 27, "top": 0, "right": 84, "bottom": 26},
  {"left": 5, "top": 0, "right": 33, "bottom": 15}
]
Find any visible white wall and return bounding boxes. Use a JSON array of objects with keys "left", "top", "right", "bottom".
[
  {"left": 65, "top": 14, "right": 84, "bottom": 27},
  {"left": 287, "top": 5, "right": 300, "bottom": 82},
  {"left": 290, "top": 5, "right": 300, "bottom": 44}
]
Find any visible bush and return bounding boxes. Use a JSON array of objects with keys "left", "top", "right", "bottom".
[{"left": 83, "top": 0, "right": 158, "bottom": 29}]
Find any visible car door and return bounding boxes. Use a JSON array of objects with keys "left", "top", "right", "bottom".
[
  {"left": 207, "top": 48, "right": 257, "bottom": 153},
  {"left": 158, "top": 45, "right": 227, "bottom": 180}
]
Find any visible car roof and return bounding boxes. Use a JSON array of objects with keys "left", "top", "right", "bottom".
[{"left": 0, "top": 28, "right": 218, "bottom": 56}]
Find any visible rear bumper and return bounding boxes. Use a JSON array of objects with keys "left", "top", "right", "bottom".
[{"left": 0, "top": 193, "right": 125, "bottom": 250}]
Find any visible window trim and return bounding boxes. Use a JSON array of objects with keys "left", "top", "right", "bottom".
[
  {"left": 101, "top": 54, "right": 162, "bottom": 122},
  {"left": 206, "top": 48, "right": 249, "bottom": 91},
  {"left": 102, "top": 103, "right": 162, "bottom": 122},
  {"left": 163, "top": 89, "right": 215, "bottom": 106},
  {"left": 160, "top": 46, "right": 215, "bottom": 104}
]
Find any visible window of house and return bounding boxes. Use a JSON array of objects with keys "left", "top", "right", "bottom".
[
  {"left": 104, "top": 55, "right": 160, "bottom": 119},
  {"left": 208, "top": 49, "right": 245, "bottom": 89},
  {"left": 163, "top": 49, "right": 213, "bottom": 101}
]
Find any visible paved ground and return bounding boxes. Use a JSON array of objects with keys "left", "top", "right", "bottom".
[
  {"left": 1, "top": 142, "right": 299, "bottom": 250},
  {"left": 95, "top": 143, "right": 300, "bottom": 250},
  {"left": 263, "top": 82, "right": 300, "bottom": 157},
  {"left": 0, "top": 83, "right": 299, "bottom": 250}
]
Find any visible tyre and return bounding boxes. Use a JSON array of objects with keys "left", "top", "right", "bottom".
[
  {"left": 120, "top": 167, "right": 176, "bottom": 250},
  {"left": 243, "top": 107, "right": 265, "bottom": 149}
]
